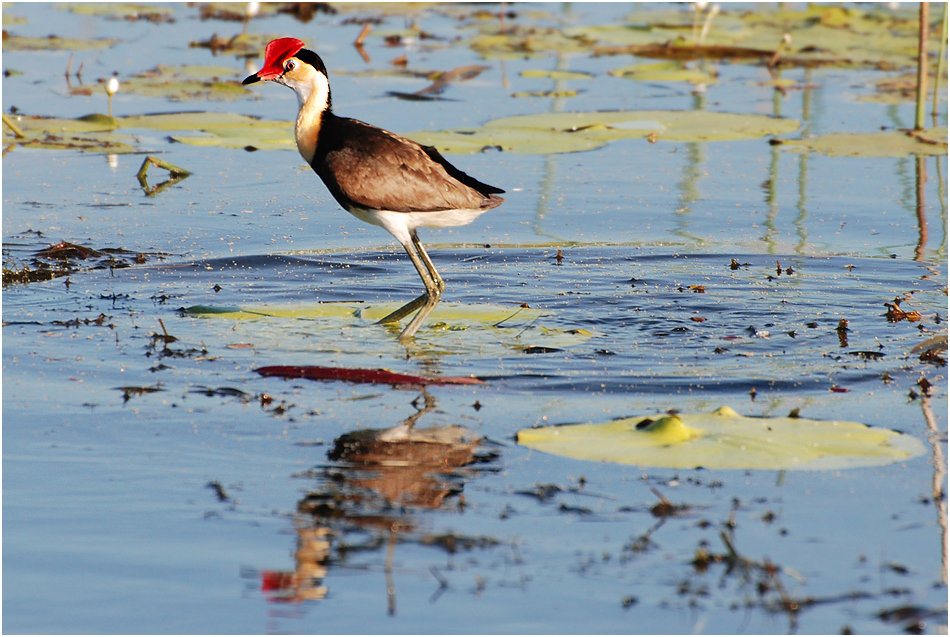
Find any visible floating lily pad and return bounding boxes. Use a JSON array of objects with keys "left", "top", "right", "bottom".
[
  {"left": 2, "top": 34, "right": 121, "bottom": 51},
  {"left": 3, "top": 113, "right": 136, "bottom": 152},
  {"left": 403, "top": 125, "right": 606, "bottom": 155},
  {"left": 608, "top": 61, "right": 717, "bottom": 83},
  {"left": 172, "top": 127, "right": 295, "bottom": 150},
  {"left": 520, "top": 69, "right": 594, "bottom": 81},
  {"left": 54, "top": 3, "right": 173, "bottom": 21},
  {"left": 406, "top": 110, "right": 799, "bottom": 155},
  {"left": 183, "top": 302, "right": 595, "bottom": 354},
  {"left": 3, "top": 111, "right": 293, "bottom": 153},
  {"left": 189, "top": 32, "right": 279, "bottom": 56},
  {"left": 858, "top": 74, "right": 926, "bottom": 104},
  {"left": 122, "top": 65, "right": 248, "bottom": 101},
  {"left": 568, "top": 5, "right": 942, "bottom": 69},
  {"left": 186, "top": 302, "right": 546, "bottom": 323},
  {"left": 119, "top": 111, "right": 273, "bottom": 131},
  {"left": 517, "top": 406, "right": 926, "bottom": 471},
  {"left": 778, "top": 129, "right": 948, "bottom": 157},
  {"left": 11, "top": 132, "right": 136, "bottom": 153},
  {"left": 467, "top": 26, "right": 596, "bottom": 60},
  {"left": 2, "top": 13, "right": 27, "bottom": 26},
  {"left": 198, "top": 2, "right": 282, "bottom": 21},
  {"left": 511, "top": 90, "right": 580, "bottom": 99}
]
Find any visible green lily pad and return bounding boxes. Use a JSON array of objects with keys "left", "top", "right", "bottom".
[
  {"left": 7, "top": 112, "right": 279, "bottom": 135},
  {"left": 198, "top": 2, "right": 282, "bottom": 20},
  {"left": 467, "top": 26, "right": 596, "bottom": 60},
  {"left": 172, "top": 128, "right": 294, "bottom": 151},
  {"left": 2, "top": 13, "right": 27, "bottom": 26},
  {"left": 3, "top": 113, "right": 135, "bottom": 153},
  {"left": 186, "top": 302, "right": 546, "bottom": 323},
  {"left": 119, "top": 112, "right": 273, "bottom": 131},
  {"left": 857, "top": 74, "right": 919, "bottom": 104},
  {"left": 54, "top": 3, "right": 173, "bottom": 20},
  {"left": 11, "top": 132, "right": 137, "bottom": 154},
  {"left": 520, "top": 69, "right": 594, "bottom": 81},
  {"left": 121, "top": 65, "right": 248, "bottom": 102},
  {"left": 567, "top": 5, "right": 942, "bottom": 70},
  {"left": 778, "top": 129, "right": 948, "bottom": 157},
  {"left": 7, "top": 114, "right": 116, "bottom": 135},
  {"left": 183, "top": 302, "right": 595, "bottom": 354},
  {"left": 517, "top": 406, "right": 926, "bottom": 470},
  {"left": 406, "top": 110, "right": 799, "bottom": 155},
  {"left": 608, "top": 61, "right": 717, "bottom": 83},
  {"left": 511, "top": 90, "right": 580, "bottom": 99},
  {"left": 401, "top": 126, "right": 607, "bottom": 155},
  {"left": 3, "top": 111, "right": 294, "bottom": 154},
  {"left": 189, "top": 32, "right": 278, "bottom": 57},
  {"left": 2, "top": 34, "right": 121, "bottom": 51}
]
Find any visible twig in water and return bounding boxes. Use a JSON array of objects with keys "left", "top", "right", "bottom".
[
  {"left": 698, "top": 4, "right": 720, "bottom": 45},
  {"left": 768, "top": 33, "right": 791, "bottom": 70},
  {"left": 137, "top": 156, "right": 192, "bottom": 196},
  {"left": 354, "top": 23, "right": 371, "bottom": 63},
  {"left": 934, "top": 3, "right": 948, "bottom": 123},
  {"left": 915, "top": 2, "right": 930, "bottom": 131},
  {"left": 2, "top": 113, "right": 26, "bottom": 139}
]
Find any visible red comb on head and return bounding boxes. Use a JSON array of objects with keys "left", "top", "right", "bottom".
[{"left": 258, "top": 37, "right": 306, "bottom": 77}]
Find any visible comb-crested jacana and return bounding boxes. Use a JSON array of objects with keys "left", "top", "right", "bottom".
[{"left": 243, "top": 38, "right": 504, "bottom": 340}]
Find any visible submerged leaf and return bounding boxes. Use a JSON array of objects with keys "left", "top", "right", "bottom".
[{"left": 517, "top": 406, "right": 926, "bottom": 470}]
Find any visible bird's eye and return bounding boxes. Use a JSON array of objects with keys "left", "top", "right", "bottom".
[{"left": 285, "top": 60, "right": 296, "bottom": 72}]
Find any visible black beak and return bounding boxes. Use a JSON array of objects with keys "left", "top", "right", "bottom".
[{"left": 242, "top": 74, "right": 260, "bottom": 85}]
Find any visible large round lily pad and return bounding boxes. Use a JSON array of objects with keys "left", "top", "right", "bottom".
[
  {"left": 406, "top": 110, "right": 799, "bottom": 154},
  {"left": 183, "top": 302, "right": 596, "bottom": 353},
  {"left": 517, "top": 406, "right": 926, "bottom": 470}
]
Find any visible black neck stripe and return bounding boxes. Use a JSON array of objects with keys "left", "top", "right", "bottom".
[{"left": 296, "top": 48, "right": 327, "bottom": 76}]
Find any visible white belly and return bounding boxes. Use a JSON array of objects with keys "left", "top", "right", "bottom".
[{"left": 346, "top": 207, "right": 488, "bottom": 246}]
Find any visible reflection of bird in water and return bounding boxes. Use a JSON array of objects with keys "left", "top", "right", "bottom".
[
  {"left": 242, "top": 38, "right": 504, "bottom": 341},
  {"left": 260, "top": 527, "right": 329, "bottom": 603},
  {"left": 326, "top": 392, "right": 483, "bottom": 509},
  {"left": 263, "top": 390, "right": 498, "bottom": 610}
]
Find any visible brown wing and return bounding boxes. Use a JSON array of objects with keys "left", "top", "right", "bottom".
[{"left": 315, "top": 116, "right": 502, "bottom": 213}]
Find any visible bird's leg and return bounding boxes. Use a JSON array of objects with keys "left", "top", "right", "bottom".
[
  {"left": 376, "top": 237, "right": 442, "bottom": 339},
  {"left": 398, "top": 290, "right": 439, "bottom": 340},
  {"left": 411, "top": 231, "right": 444, "bottom": 293},
  {"left": 377, "top": 292, "right": 428, "bottom": 325}
]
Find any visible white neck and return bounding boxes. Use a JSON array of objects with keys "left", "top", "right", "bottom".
[{"left": 278, "top": 69, "right": 329, "bottom": 165}]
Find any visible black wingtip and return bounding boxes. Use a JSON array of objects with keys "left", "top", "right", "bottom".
[{"left": 242, "top": 74, "right": 260, "bottom": 86}]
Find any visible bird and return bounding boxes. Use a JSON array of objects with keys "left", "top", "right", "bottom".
[{"left": 242, "top": 37, "right": 504, "bottom": 341}]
